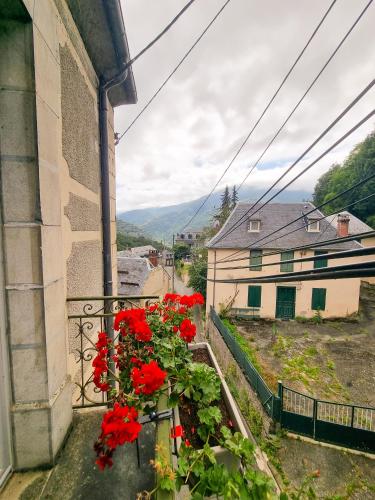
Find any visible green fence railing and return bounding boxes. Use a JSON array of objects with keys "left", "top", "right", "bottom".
[
  {"left": 210, "top": 307, "right": 279, "bottom": 419},
  {"left": 209, "top": 307, "right": 375, "bottom": 454}
]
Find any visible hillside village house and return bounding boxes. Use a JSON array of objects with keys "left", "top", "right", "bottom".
[
  {"left": 176, "top": 230, "right": 202, "bottom": 248},
  {"left": 0, "top": 0, "right": 136, "bottom": 482},
  {"left": 206, "top": 203, "right": 373, "bottom": 320}
]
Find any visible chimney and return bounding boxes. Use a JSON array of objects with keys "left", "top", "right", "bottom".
[{"left": 337, "top": 213, "right": 350, "bottom": 237}]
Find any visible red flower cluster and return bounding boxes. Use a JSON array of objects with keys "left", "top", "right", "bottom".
[
  {"left": 93, "top": 332, "right": 110, "bottom": 391},
  {"left": 114, "top": 308, "right": 152, "bottom": 342},
  {"left": 163, "top": 292, "right": 204, "bottom": 308},
  {"left": 179, "top": 318, "right": 196, "bottom": 343},
  {"left": 131, "top": 360, "right": 167, "bottom": 395},
  {"left": 95, "top": 403, "right": 142, "bottom": 469}
]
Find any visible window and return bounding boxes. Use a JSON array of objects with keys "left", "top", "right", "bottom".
[
  {"left": 180, "top": 234, "right": 185, "bottom": 239},
  {"left": 280, "top": 251, "right": 294, "bottom": 272},
  {"left": 311, "top": 288, "right": 326, "bottom": 311},
  {"left": 188, "top": 234, "right": 192, "bottom": 239},
  {"left": 248, "top": 219, "right": 261, "bottom": 232},
  {"left": 314, "top": 250, "right": 328, "bottom": 269},
  {"left": 248, "top": 286, "right": 261, "bottom": 308},
  {"left": 250, "top": 249, "right": 262, "bottom": 271},
  {"left": 307, "top": 219, "right": 320, "bottom": 232}
]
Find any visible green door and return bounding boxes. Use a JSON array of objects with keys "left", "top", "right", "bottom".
[{"left": 276, "top": 287, "right": 296, "bottom": 319}]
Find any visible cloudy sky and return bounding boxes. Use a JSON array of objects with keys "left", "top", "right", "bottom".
[{"left": 116, "top": 0, "right": 375, "bottom": 213}]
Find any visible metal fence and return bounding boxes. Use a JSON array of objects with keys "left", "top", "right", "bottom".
[
  {"left": 210, "top": 307, "right": 278, "bottom": 418},
  {"left": 67, "top": 295, "right": 159, "bottom": 408},
  {"left": 209, "top": 307, "right": 375, "bottom": 454}
]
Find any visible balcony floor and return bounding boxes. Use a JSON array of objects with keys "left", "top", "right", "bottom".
[{"left": 41, "top": 409, "right": 156, "bottom": 500}]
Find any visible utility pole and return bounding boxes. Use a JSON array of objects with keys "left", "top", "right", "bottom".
[{"left": 172, "top": 233, "right": 175, "bottom": 293}]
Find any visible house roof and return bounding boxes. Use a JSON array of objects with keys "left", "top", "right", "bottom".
[
  {"left": 66, "top": 0, "right": 137, "bottom": 106},
  {"left": 206, "top": 202, "right": 361, "bottom": 251},
  {"left": 131, "top": 245, "right": 157, "bottom": 257},
  {"left": 325, "top": 211, "right": 373, "bottom": 235},
  {"left": 117, "top": 257, "right": 152, "bottom": 295}
]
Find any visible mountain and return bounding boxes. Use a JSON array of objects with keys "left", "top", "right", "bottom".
[
  {"left": 117, "top": 186, "right": 311, "bottom": 242},
  {"left": 116, "top": 220, "right": 165, "bottom": 251}
]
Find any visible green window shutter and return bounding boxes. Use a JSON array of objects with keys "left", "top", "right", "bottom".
[
  {"left": 280, "top": 251, "right": 294, "bottom": 272},
  {"left": 311, "top": 288, "right": 326, "bottom": 311},
  {"left": 314, "top": 250, "right": 328, "bottom": 269},
  {"left": 250, "top": 249, "right": 262, "bottom": 271},
  {"left": 248, "top": 286, "right": 261, "bottom": 308}
]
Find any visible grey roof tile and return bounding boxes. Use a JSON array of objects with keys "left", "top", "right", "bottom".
[{"left": 206, "top": 202, "right": 361, "bottom": 250}]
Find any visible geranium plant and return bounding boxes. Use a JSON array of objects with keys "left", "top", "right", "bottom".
[{"left": 91, "top": 293, "right": 280, "bottom": 498}]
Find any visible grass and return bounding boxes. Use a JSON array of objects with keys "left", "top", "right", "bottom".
[{"left": 222, "top": 318, "right": 262, "bottom": 372}]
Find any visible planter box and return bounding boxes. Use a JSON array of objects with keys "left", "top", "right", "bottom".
[{"left": 173, "top": 342, "right": 248, "bottom": 471}]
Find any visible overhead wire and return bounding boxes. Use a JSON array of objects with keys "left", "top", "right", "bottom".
[
  {"left": 179, "top": 0, "right": 339, "bottom": 231},
  {"left": 116, "top": 0, "right": 232, "bottom": 143},
  {"left": 207, "top": 193, "right": 375, "bottom": 268},
  {"left": 211, "top": 76, "right": 375, "bottom": 251},
  {"left": 214, "top": 107, "right": 375, "bottom": 262}
]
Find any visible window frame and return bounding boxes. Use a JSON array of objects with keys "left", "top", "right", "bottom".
[
  {"left": 307, "top": 219, "right": 320, "bottom": 232},
  {"left": 250, "top": 249, "right": 262, "bottom": 271},
  {"left": 314, "top": 250, "right": 328, "bottom": 269},
  {"left": 248, "top": 285, "right": 262, "bottom": 308},
  {"left": 248, "top": 219, "right": 261, "bottom": 232},
  {"left": 311, "top": 288, "right": 326, "bottom": 311},
  {"left": 280, "top": 251, "right": 294, "bottom": 272}
]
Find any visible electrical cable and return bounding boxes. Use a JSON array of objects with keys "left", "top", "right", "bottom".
[
  {"left": 206, "top": 261, "right": 375, "bottom": 284},
  {"left": 116, "top": 0, "right": 232, "bottom": 143},
  {"left": 211, "top": 77, "right": 375, "bottom": 251},
  {"left": 211, "top": 246, "right": 375, "bottom": 271},
  {"left": 208, "top": 230, "right": 375, "bottom": 265},
  {"left": 208, "top": 192, "right": 375, "bottom": 268},
  {"left": 214, "top": 109, "right": 375, "bottom": 262},
  {"left": 179, "top": 0, "right": 339, "bottom": 231}
]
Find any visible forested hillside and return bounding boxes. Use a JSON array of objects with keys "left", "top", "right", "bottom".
[{"left": 313, "top": 130, "right": 375, "bottom": 227}]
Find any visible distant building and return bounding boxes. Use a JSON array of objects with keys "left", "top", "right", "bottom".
[
  {"left": 162, "top": 249, "right": 174, "bottom": 266},
  {"left": 117, "top": 257, "right": 170, "bottom": 297},
  {"left": 206, "top": 203, "right": 372, "bottom": 320},
  {"left": 176, "top": 231, "right": 202, "bottom": 248}
]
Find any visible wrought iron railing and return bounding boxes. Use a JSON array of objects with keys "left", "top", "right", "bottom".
[{"left": 67, "top": 295, "right": 159, "bottom": 409}]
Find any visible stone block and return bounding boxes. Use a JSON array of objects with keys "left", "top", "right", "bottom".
[
  {"left": 22, "top": 0, "right": 34, "bottom": 17},
  {"left": 7, "top": 288, "right": 44, "bottom": 346},
  {"left": 35, "top": 96, "right": 61, "bottom": 226},
  {"left": 4, "top": 225, "right": 42, "bottom": 285},
  {"left": 64, "top": 193, "right": 100, "bottom": 231},
  {"left": 13, "top": 408, "right": 51, "bottom": 468},
  {"left": 0, "top": 20, "right": 34, "bottom": 90},
  {"left": 66, "top": 240, "right": 103, "bottom": 298},
  {"left": 33, "top": 0, "right": 59, "bottom": 61},
  {"left": 0, "top": 89, "right": 37, "bottom": 158},
  {"left": 40, "top": 226, "right": 64, "bottom": 285},
  {"left": 1, "top": 157, "right": 38, "bottom": 223},
  {"left": 11, "top": 346, "right": 48, "bottom": 402},
  {"left": 50, "top": 381, "right": 72, "bottom": 457},
  {"left": 44, "top": 279, "right": 68, "bottom": 398},
  {"left": 34, "top": 28, "right": 61, "bottom": 117}
]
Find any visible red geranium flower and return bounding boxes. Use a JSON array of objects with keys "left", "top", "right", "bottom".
[
  {"left": 100, "top": 403, "right": 141, "bottom": 449},
  {"left": 131, "top": 360, "right": 167, "bottom": 395},
  {"left": 96, "top": 331, "right": 109, "bottom": 349},
  {"left": 170, "top": 425, "right": 184, "bottom": 439},
  {"left": 179, "top": 318, "right": 196, "bottom": 343},
  {"left": 96, "top": 453, "right": 113, "bottom": 470}
]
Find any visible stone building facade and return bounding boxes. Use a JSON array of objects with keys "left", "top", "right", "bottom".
[{"left": 0, "top": 0, "right": 136, "bottom": 481}]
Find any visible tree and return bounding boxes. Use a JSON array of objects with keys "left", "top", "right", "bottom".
[
  {"left": 213, "top": 186, "right": 232, "bottom": 228},
  {"left": 173, "top": 244, "right": 190, "bottom": 261},
  {"left": 312, "top": 130, "right": 375, "bottom": 225},
  {"left": 231, "top": 185, "right": 239, "bottom": 209},
  {"left": 188, "top": 248, "right": 207, "bottom": 299}
]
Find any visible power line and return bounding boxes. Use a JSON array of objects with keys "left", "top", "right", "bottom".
[
  {"left": 179, "top": 0, "right": 339, "bottom": 231},
  {"left": 205, "top": 0, "right": 374, "bottom": 247},
  {"left": 214, "top": 108, "right": 375, "bottom": 262},
  {"left": 206, "top": 261, "right": 375, "bottom": 284},
  {"left": 116, "top": 0, "right": 232, "bottom": 144},
  {"left": 212, "top": 245, "right": 375, "bottom": 271},
  {"left": 208, "top": 230, "right": 375, "bottom": 265},
  {"left": 211, "top": 77, "right": 375, "bottom": 251},
  {"left": 209, "top": 193, "right": 375, "bottom": 269},
  {"left": 124, "top": 0, "right": 198, "bottom": 70}
]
